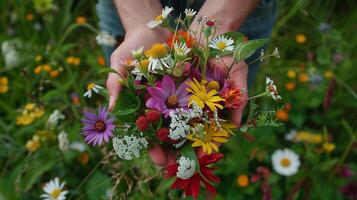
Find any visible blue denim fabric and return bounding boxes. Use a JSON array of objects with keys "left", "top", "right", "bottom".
[{"left": 96, "top": 0, "right": 276, "bottom": 86}]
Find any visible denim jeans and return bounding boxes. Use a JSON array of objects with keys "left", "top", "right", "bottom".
[{"left": 96, "top": 0, "right": 276, "bottom": 86}]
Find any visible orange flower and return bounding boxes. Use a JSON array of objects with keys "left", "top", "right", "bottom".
[
  {"left": 76, "top": 16, "right": 87, "bottom": 25},
  {"left": 284, "top": 103, "right": 292, "bottom": 111},
  {"left": 237, "top": 175, "right": 249, "bottom": 187},
  {"left": 295, "top": 34, "right": 306, "bottom": 44},
  {"left": 299, "top": 73, "right": 309, "bottom": 83},
  {"left": 98, "top": 56, "right": 106, "bottom": 66},
  {"left": 78, "top": 152, "right": 89, "bottom": 165},
  {"left": 26, "top": 13, "right": 34, "bottom": 21},
  {"left": 220, "top": 87, "right": 244, "bottom": 109},
  {"left": 276, "top": 110, "right": 289, "bottom": 121},
  {"left": 167, "top": 30, "right": 195, "bottom": 48},
  {"left": 285, "top": 82, "right": 296, "bottom": 91},
  {"left": 50, "top": 70, "right": 60, "bottom": 78}
]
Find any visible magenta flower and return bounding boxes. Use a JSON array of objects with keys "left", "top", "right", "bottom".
[
  {"left": 81, "top": 107, "right": 115, "bottom": 146},
  {"left": 146, "top": 75, "right": 189, "bottom": 117}
]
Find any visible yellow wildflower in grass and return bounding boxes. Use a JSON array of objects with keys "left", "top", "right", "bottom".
[
  {"left": 187, "top": 123, "right": 229, "bottom": 154},
  {"left": 237, "top": 175, "right": 249, "bottom": 187},
  {"left": 295, "top": 131, "right": 323, "bottom": 144},
  {"left": 26, "top": 138, "right": 40, "bottom": 152},
  {"left": 66, "top": 56, "right": 80, "bottom": 66},
  {"left": 76, "top": 16, "right": 87, "bottom": 25},
  {"left": 34, "top": 65, "right": 43, "bottom": 74},
  {"left": 16, "top": 114, "right": 34, "bottom": 125},
  {"left": 295, "top": 34, "right": 306, "bottom": 44},
  {"left": 298, "top": 73, "right": 309, "bottom": 83},
  {"left": 186, "top": 78, "right": 225, "bottom": 111},
  {"left": 145, "top": 44, "right": 168, "bottom": 58},
  {"left": 25, "top": 103, "right": 36, "bottom": 111},
  {"left": 35, "top": 55, "right": 43, "bottom": 62},
  {"left": 324, "top": 70, "right": 334, "bottom": 79},
  {"left": 287, "top": 69, "right": 296, "bottom": 78},
  {"left": 16, "top": 103, "right": 45, "bottom": 126},
  {"left": 323, "top": 142, "right": 335, "bottom": 153},
  {"left": 0, "top": 76, "right": 9, "bottom": 93},
  {"left": 50, "top": 70, "right": 60, "bottom": 78},
  {"left": 42, "top": 64, "right": 52, "bottom": 72}
]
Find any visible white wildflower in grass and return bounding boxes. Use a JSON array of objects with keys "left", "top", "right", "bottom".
[
  {"left": 83, "top": 83, "right": 103, "bottom": 98},
  {"left": 4, "top": 50, "right": 20, "bottom": 68},
  {"left": 95, "top": 31, "right": 117, "bottom": 47},
  {"left": 69, "top": 142, "right": 86, "bottom": 152},
  {"left": 174, "top": 42, "right": 191, "bottom": 57},
  {"left": 184, "top": 8, "right": 197, "bottom": 18},
  {"left": 260, "top": 49, "right": 265, "bottom": 62},
  {"left": 146, "top": 6, "right": 173, "bottom": 29},
  {"left": 273, "top": 47, "right": 280, "bottom": 59},
  {"left": 285, "top": 129, "right": 297, "bottom": 141},
  {"left": 58, "top": 131, "right": 69, "bottom": 153},
  {"left": 176, "top": 156, "right": 196, "bottom": 179},
  {"left": 272, "top": 149, "right": 300, "bottom": 176},
  {"left": 47, "top": 110, "right": 65, "bottom": 127},
  {"left": 209, "top": 35, "right": 234, "bottom": 52},
  {"left": 1, "top": 41, "right": 16, "bottom": 56},
  {"left": 113, "top": 135, "right": 148, "bottom": 160},
  {"left": 130, "top": 46, "right": 144, "bottom": 60},
  {"left": 41, "top": 177, "right": 68, "bottom": 200},
  {"left": 265, "top": 76, "right": 282, "bottom": 101}
]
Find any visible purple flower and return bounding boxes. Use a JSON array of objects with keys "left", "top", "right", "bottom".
[
  {"left": 146, "top": 75, "right": 189, "bottom": 117},
  {"left": 340, "top": 181, "right": 357, "bottom": 199},
  {"left": 81, "top": 107, "right": 115, "bottom": 146}
]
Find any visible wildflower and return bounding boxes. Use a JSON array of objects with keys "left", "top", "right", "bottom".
[
  {"left": 83, "top": 83, "right": 103, "bottom": 98},
  {"left": 167, "top": 30, "right": 195, "bottom": 48},
  {"left": 0, "top": 76, "right": 9, "bottom": 93},
  {"left": 81, "top": 107, "right": 115, "bottom": 146},
  {"left": 146, "top": 76, "right": 189, "bottom": 116},
  {"left": 287, "top": 69, "right": 296, "bottom": 78},
  {"left": 285, "top": 129, "right": 297, "bottom": 141},
  {"left": 186, "top": 78, "right": 225, "bottom": 111},
  {"left": 298, "top": 73, "right": 309, "bottom": 83},
  {"left": 276, "top": 110, "right": 289, "bottom": 122},
  {"left": 113, "top": 135, "right": 148, "bottom": 160},
  {"left": 165, "top": 153, "right": 223, "bottom": 199},
  {"left": 174, "top": 42, "right": 191, "bottom": 57},
  {"left": 237, "top": 174, "right": 249, "bottom": 187},
  {"left": 96, "top": 31, "right": 117, "bottom": 47},
  {"left": 209, "top": 35, "right": 234, "bottom": 51},
  {"left": 130, "top": 46, "right": 144, "bottom": 60},
  {"left": 336, "top": 165, "right": 355, "bottom": 178},
  {"left": 135, "top": 116, "right": 149, "bottom": 131},
  {"left": 294, "top": 131, "right": 323, "bottom": 144},
  {"left": 272, "top": 47, "right": 280, "bottom": 59},
  {"left": 41, "top": 177, "right": 68, "bottom": 200},
  {"left": 4, "top": 50, "right": 20, "bottom": 68},
  {"left": 33, "top": 0, "right": 53, "bottom": 13},
  {"left": 26, "top": 136, "right": 40, "bottom": 152},
  {"left": 75, "top": 16, "right": 87, "bottom": 24},
  {"left": 265, "top": 76, "right": 281, "bottom": 101},
  {"left": 323, "top": 142, "right": 335, "bottom": 153},
  {"left": 295, "top": 34, "right": 306, "bottom": 44},
  {"left": 16, "top": 104, "right": 44, "bottom": 125},
  {"left": 147, "top": 6, "right": 173, "bottom": 29},
  {"left": 168, "top": 108, "right": 197, "bottom": 142},
  {"left": 156, "top": 128, "right": 171, "bottom": 142},
  {"left": 187, "top": 123, "right": 229, "bottom": 154},
  {"left": 207, "top": 81, "right": 220, "bottom": 91},
  {"left": 271, "top": 149, "right": 300, "bottom": 176},
  {"left": 26, "top": 13, "right": 34, "bottom": 21},
  {"left": 78, "top": 152, "right": 90, "bottom": 165},
  {"left": 176, "top": 156, "right": 196, "bottom": 179},
  {"left": 98, "top": 56, "right": 106, "bottom": 66},
  {"left": 58, "top": 131, "right": 69, "bottom": 153},
  {"left": 184, "top": 8, "right": 197, "bottom": 18},
  {"left": 71, "top": 93, "right": 80, "bottom": 106},
  {"left": 324, "top": 70, "right": 334, "bottom": 79},
  {"left": 318, "top": 22, "right": 331, "bottom": 33},
  {"left": 35, "top": 55, "right": 42, "bottom": 62},
  {"left": 145, "top": 110, "right": 161, "bottom": 123},
  {"left": 69, "top": 142, "right": 86, "bottom": 152},
  {"left": 145, "top": 43, "right": 171, "bottom": 72},
  {"left": 50, "top": 70, "right": 60, "bottom": 78},
  {"left": 205, "top": 19, "right": 216, "bottom": 27},
  {"left": 220, "top": 86, "right": 244, "bottom": 109},
  {"left": 285, "top": 82, "right": 296, "bottom": 91},
  {"left": 340, "top": 181, "right": 357, "bottom": 199},
  {"left": 47, "top": 110, "right": 65, "bottom": 127}
]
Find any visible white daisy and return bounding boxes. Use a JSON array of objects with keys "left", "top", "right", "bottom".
[
  {"left": 47, "top": 110, "right": 65, "bottom": 127},
  {"left": 184, "top": 8, "right": 197, "bottom": 18},
  {"left": 209, "top": 35, "right": 235, "bottom": 52},
  {"left": 146, "top": 6, "right": 173, "bottom": 29},
  {"left": 130, "top": 46, "right": 144, "bottom": 59},
  {"left": 176, "top": 156, "right": 196, "bottom": 179},
  {"left": 272, "top": 149, "right": 300, "bottom": 176},
  {"left": 174, "top": 42, "right": 191, "bottom": 57},
  {"left": 58, "top": 131, "right": 69, "bottom": 153},
  {"left": 83, "top": 83, "right": 103, "bottom": 98},
  {"left": 131, "top": 67, "right": 144, "bottom": 81},
  {"left": 265, "top": 76, "right": 282, "bottom": 101},
  {"left": 148, "top": 55, "right": 173, "bottom": 72},
  {"left": 41, "top": 177, "right": 68, "bottom": 200}
]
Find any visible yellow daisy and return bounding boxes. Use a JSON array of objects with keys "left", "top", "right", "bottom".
[
  {"left": 186, "top": 78, "right": 225, "bottom": 111},
  {"left": 187, "top": 123, "right": 229, "bottom": 154}
]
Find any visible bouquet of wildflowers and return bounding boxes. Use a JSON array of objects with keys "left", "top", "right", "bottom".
[{"left": 81, "top": 7, "right": 281, "bottom": 199}]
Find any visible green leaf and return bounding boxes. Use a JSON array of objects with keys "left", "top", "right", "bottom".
[
  {"left": 113, "top": 88, "right": 140, "bottom": 116},
  {"left": 98, "top": 68, "right": 119, "bottom": 75},
  {"left": 85, "top": 171, "right": 112, "bottom": 200},
  {"left": 233, "top": 38, "right": 268, "bottom": 63},
  {"left": 222, "top": 32, "right": 245, "bottom": 44}
]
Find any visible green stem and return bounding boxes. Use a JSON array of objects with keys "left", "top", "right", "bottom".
[{"left": 248, "top": 91, "right": 269, "bottom": 100}]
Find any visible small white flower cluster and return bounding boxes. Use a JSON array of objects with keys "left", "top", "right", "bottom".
[
  {"left": 176, "top": 156, "right": 196, "bottom": 179},
  {"left": 1, "top": 40, "right": 21, "bottom": 68},
  {"left": 113, "top": 135, "right": 148, "bottom": 160},
  {"left": 58, "top": 131, "right": 69, "bottom": 153},
  {"left": 96, "top": 31, "right": 117, "bottom": 47},
  {"left": 47, "top": 110, "right": 65, "bottom": 127}
]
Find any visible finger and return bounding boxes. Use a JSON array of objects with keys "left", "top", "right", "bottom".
[
  {"left": 107, "top": 73, "right": 121, "bottom": 111},
  {"left": 148, "top": 144, "right": 167, "bottom": 166}
]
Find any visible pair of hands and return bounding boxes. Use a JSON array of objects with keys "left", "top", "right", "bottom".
[{"left": 107, "top": 25, "right": 248, "bottom": 166}]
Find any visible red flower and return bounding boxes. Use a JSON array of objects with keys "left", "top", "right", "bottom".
[
  {"left": 165, "top": 153, "right": 224, "bottom": 199},
  {"left": 220, "top": 86, "right": 244, "bottom": 109},
  {"left": 135, "top": 116, "right": 149, "bottom": 131},
  {"left": 156, "top": 128, "right": 170, "bottom": 142},
  {"left": 146, "top": 110, "right": 161, "bottom": 123},
  {"left": 206, "top": 20, "right": 215, "bottom": 27},
  {"left": 167, "top": 30, "right": 195, "bottom": 48}
]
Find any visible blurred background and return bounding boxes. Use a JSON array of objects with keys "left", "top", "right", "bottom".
[{"left": 0, "top": 0, "right": 356, "bottom": 199}]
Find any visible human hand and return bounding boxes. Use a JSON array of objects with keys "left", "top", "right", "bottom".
[{"left": 107, "top": 25, "right": 170, "bottom": 111}]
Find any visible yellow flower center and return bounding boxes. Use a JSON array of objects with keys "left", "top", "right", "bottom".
[
  {"left": 50, "top": 189, "right": 61, "bottom": 198},
  {"left": 280, "top": 158, "right": 291, "bottom": 167},
  {"left": 216, "top": 41, "right": 227, "bottom": 50},
  {"left": 166, "top": 95, "right": 179, "bottom": 108},
  {"left": 87, "top": 83, "right": 95, "bottom": 90},
  {"left": 155, "top": 15, "right": 164, "bottom": 22},
  {"left": 145, "top": 44, "right": 167, "bottom": 58}
]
